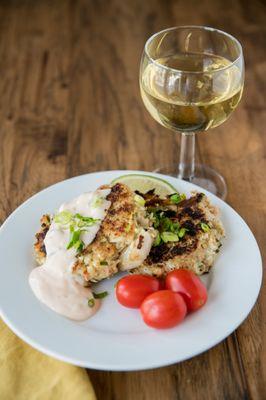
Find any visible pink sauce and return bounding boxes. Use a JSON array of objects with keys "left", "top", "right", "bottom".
[{"left": 29, "top": 189, "right": 111, "bottom": 320}]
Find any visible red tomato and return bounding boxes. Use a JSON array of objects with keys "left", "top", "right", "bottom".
[
  {"left": 116, "top": 275, "right": 160, "bottom": 308},
  {"left": 140, "top": 290, "right": 187, "bottom": 329},
  {"left": 158, "top": 278, "right": 165, "bottom": 290},
  {"left": 165, "top": 269, "right": 208, "bottom": 312}
]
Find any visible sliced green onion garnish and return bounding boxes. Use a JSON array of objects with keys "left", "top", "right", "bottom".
[
  {"left": 170, "top": 222, "right": 180, "bottom": 233},
  {"left": 201, "top": 223, "right": 210, "bottom": 232},
  {"left": 91, "top": 196, "right": 104, "bottom": 208},
  {"left": 88, "top": 298, "right": 95, "bottom": 307},
  {"left": 54, "top": 210, "right": 73, "bottom": 225},
  {"left": 153, "top": 233, "right": 161, "bottom": 246},
  {"left": 125, "top": 223, "right": 131, "bottom": 233},
  {"left": 178, "top": 228, "right": 187, "bottom": 238},
  {"left": 161, "top": 231, "right": 179, "bottom": 243},
  {"left": 54, "top": 211, "right": 100, "bottom": 253},
  {"left": 67, "top": 229, "right": 82, "bottom": 250},
  {"left": 153, "top": 215, "right": 160, "bottom": 228},
  {"left": 160, "top": 217, "right": 171, "bottom": 231},
  {"left": 100, "top": 260, "right": 108, "bottom": 266},
  {"left": 170, "top": 193, "right": 186, "bottom": 204},
  {"left": 93, "top": 291, "right": 109, "bottom": 299},
  {"left": 74, "top": 240, "right": 84, "bottom": 252},
  {"left": 74, "top": 214, "right": 99, "bottom": 225}
]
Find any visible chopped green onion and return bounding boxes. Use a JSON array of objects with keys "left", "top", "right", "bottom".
[
  {"left": 74, "top": 213, "right": 86, "bottom": 220},
  {"left": 153, "top": 233, "right": 161, "bottom": 246},
  {"left": 67, "top": 229, "right": 81, "bottom": 249},
  {"left": 124, "top": 223, "right": 131, "bottom": 233},
  {"left": 201, "top": 223, "right": 210, "bottom": 232},
  {"left": 88, "top": 298, "right": 95, "bottom": 307},
  {"left": 170, "top": 193, "right": 186, "bottom": 204},
  {"left": 170, "top": 222, "right": 180, "bottom": 233},
  {"left": 161, "top": 231, "right": 179, "bottom": 243},
  {"left": 91, "top": 196, "right": 104, "bottom": 208},
  {"left": 67, "top": 229, "right": 86, "bottom": 251},
  {"left": 55, "top": 211, "right": 98, "bottom": 229},
  {"left": 74, "top": 240, "right": 84, "bottom": 252},
  {"left": 100, "top": 260, "right": 108, "bottom": 266},
  {"left": 54, "top": 210, "right": 73, "bottom": 225},
  {"left": 153, "top": 214, "right": 160, "bottom": 228},
  {"left": 178, "top": 228, "right": 187, "bottom": 238},
  {"left": 54, "top": 211, "right": 100, "bottom": 254},
  {"left": 74, "top": 214, "right": 99, "bottom": 226},
  {"left": 161, "top": 217, "right": 171, "bottom": 231},
  {"left": 93, "top": 291, "right": 109, "bottom": 299},
  {"left": 134, "top": 194, "right": 145, "bottom": 207}
]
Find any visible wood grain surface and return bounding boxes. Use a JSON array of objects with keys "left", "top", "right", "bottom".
[{"left": 0, "top": 0, "right": 265, "bottom": 399}]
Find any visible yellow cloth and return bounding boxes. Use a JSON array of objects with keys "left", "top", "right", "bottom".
[{"left": 0, "top": 319, "right": 96, "bottom": 400}]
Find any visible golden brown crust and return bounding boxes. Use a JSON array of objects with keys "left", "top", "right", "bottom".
[
  {"left": 73, "top": 183, "right": 138, "bottom": 282},
  {"left": 34, "top": 214, "right": 51, "bottom": 265},
  {"left": 100, "top": 183, "right": 136, "bottom": 247}
]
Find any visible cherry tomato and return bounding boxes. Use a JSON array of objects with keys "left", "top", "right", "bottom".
[
  {"left": 140, "top": 290, "right": 187, "bottom": 329},
  {"left": 116, "top": 274, "right": 160, "bottom": 308},
  {"left": 158, "top": 278, "right": 165, "bottom": 290},
  {"left": 165, "top": 269, "right": 208, "bottom": 312}
]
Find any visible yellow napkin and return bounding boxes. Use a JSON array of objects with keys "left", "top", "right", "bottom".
[{"left": 0, "top": 319, "right": 96, "bottom": 400}]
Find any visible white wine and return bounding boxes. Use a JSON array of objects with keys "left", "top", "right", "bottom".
[{"left": 140, "top": 53, "right": 243, "bottom": 132}]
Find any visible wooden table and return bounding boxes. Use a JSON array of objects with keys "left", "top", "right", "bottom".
[{"left": 0, "top": 0, "right": 265, "bottom": 399}]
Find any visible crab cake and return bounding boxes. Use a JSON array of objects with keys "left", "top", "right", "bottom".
[{"left": 132, "top": 192, "right": 224, "bottom": 277}]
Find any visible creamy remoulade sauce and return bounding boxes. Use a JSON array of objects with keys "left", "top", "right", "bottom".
[{"left": 29, "top": 188, "right": 111, "bottom": 320}]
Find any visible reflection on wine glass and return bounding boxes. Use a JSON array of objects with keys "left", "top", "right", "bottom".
[{"left": 139, "top": 26, "right": 244, "bottom": 199}]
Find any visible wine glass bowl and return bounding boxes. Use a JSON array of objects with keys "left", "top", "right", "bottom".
[{"left": 139, "top": 26, "right": 244, "bottom": 199}]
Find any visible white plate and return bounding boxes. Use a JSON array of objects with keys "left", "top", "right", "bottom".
[{"left": 0, "top": 171, "right": 262, "bottom": 371}]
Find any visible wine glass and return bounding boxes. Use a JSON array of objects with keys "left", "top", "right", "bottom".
[{"left": 139, "top": 26, "right": 244, "bottom": 199}]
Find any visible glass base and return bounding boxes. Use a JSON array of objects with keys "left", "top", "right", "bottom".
[{"left": 153, "top": 164, "right": 227, "bottom": 200}]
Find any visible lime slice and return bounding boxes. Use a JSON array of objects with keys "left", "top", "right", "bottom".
[{"left": 111, "top": 174, "right": 177, "bottom": 196}]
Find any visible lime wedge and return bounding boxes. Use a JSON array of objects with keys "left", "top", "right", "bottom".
[{"left": 111, "top": 174, "right": 177, "bottom": 196}]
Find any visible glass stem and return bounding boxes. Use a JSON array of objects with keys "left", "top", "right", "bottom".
[{"left": 178, "top": 132, "right": 195, "bottom": 181}]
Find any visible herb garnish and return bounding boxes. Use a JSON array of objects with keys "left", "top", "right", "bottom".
[
  {"left": 170, "top": 222, "right": 180, "bottom": 232},
  {"left": 74, "top": 213, "right": 99, "bottom": 227},
  {"left": 93, "top": 291, "right": 109, "bottom": 299},
  {"left": 88, "top": 298, "right": 95, "bottom": 307},
  {"left": 124, "top": 223, "right": 131, "bottom": 233},
  {"left": 201, "top": 222, "right": 210, "bottom": 232},
  {"left": 153, "top": 233, "right": 162, "bottom": 246},
  {"left": 151, "top": 209, "right": 188, "bottom": 245},
  {"left": 170, "top": 193, "right": 186, "bottom": 204},
  {"left": 54, "top": 210, "right": 72, "bottom": 225},
  {"left": 67, "top": 228, "right": 85, "bottom": 251},
  {"left": 100, "top": 260, "right": 108, "bottom": 266},
  {"left": 178, "top": 227, "right": 187, "bottom": 238},
  {"left": 161, "top": 232, "right": 179, "bottom": 243},
  {"left": 91, "top": 196, "right": 104, "bottom": 208},
  {"left": 54, "top": 211, "right": 99, "bottom": 253}
]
